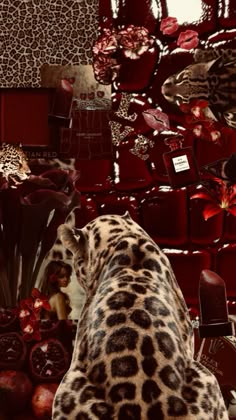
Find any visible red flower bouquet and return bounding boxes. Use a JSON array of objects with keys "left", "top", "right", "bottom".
[{"left": 92, "top": 25, "right": 155, "bottom": 84}]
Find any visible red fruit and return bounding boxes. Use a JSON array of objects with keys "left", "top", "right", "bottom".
[
  {"left": 0, "top": 332, "right": 27, "bottom": 370},
  {"left": 0, "top": 308, "right": 19, "bottom": 333},
  {"left": 31, "top": 383, "right": 58, "bottom": 420},
  {"left": 0, "top": 370, "right": 33, "bottom": 415},
  {"left": 29, "top": 338, "right": 69, "bottom": 382}
]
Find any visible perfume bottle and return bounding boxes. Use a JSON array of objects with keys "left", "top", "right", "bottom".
[{"left": 163, "top": 136, "right": 199, "bottom": 188}]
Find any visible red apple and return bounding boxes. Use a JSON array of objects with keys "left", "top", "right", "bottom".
[
  {"left": 0, "top": 370, "right": 33, "bottom": 415},
  {"left": 31, "top": 383, "right": 58, "bottom": 420}
]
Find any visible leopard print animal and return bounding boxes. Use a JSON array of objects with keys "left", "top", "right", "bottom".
[
  {"left": 52, "top": 213, "right": 228, "bottom": 420},
  {"left": 162, "top": 48, "right": 236, "bottom": 129},
  {"left": 0, "top": 143, "right": 31, "bottom": 187}
]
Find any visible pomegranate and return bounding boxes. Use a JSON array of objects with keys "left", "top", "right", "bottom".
[
  {"left": 39, "top": 319, "right": 60, "bottom": 340},
  {"left": 0, "top": 332, "right": 27, "bottom": 370},
  {"left": 29, "top": 338, "right": 69, "bottom": 382},
  {"left": 31, "top": 383, "right": 58, "bottom": 420},
  {"left": 0, "top": 370, "right": 33, "bottom": 415},
  {"left": 0, "top": 308, "right": 19, "bottom": 333}
]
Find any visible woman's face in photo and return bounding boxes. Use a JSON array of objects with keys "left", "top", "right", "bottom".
[{"left": 57, "top": 268, "right": 71, "bottom": 288}]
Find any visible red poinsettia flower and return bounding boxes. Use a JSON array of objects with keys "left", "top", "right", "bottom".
[
  {"left": 31, "top": 288, "right": 51, "bottom": 313},
  {"left": 177, "top": 29, "right": 199, "bottom": 50},
  {"left": 191, "top": 179, "right": 236, "bottom": 220},
  {"left": 160, "top": 17, "right": 179, "bottom": 35}
]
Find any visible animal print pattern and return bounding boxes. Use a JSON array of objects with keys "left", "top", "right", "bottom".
[
  {"left": 52, "top": 213, "right": 228, "bottom": 419},
  {"left": 0, "top": 0, "right": 99, "bottom": 87},
  {"left": 0, "top": 143, "right": 31, "bottom": 186},
  {"left": 162, "top": 48, "right": 236, "bottom": 129}
]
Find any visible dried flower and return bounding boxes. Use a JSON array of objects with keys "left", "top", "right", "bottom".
[
  {"left": 118, "top": 25, "right": 154, "bottom": 59},
  {"left": 92, "top": 24, "right": 154, "bottom": 84},
  {"left": 93, "top": 28, "right": 118, "bottom": 55},
  {"left": 93, "top": 54, "right": 120, "bottom": 85}
]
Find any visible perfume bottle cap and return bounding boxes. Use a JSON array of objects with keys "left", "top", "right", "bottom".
[
  {"left": 164, "top": 135, "right": 184, "bottom": 151},
  {"left": 199, "top": 269, "right": 235, "bottom": 338}
]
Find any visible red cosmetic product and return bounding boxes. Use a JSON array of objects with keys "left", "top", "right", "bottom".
[
  {"left": 163, "top": 135, "right": 200, "bottom": 188},
  {"left": 50, "top": 86, "right": 73, "bottom": 119},
  {"left": 199, "top": 270, "right": 234, "bottom": 338}
]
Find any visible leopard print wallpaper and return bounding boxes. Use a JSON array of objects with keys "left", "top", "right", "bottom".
[{"left": 0, "top": 0, "right": 99, "bottom": 87}]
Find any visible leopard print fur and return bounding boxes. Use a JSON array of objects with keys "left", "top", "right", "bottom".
[
  {"left": 162, "top": 48, "right": 236, "bottom": 129},
  {"left": 0, "top": 0, "right": 99, "bottom": 88},
  {"left": 0, "top": 143, "right": 31, "bottom": 187},
  {"left": 52, "top": 213, "right": 228, "bottom": 419}
]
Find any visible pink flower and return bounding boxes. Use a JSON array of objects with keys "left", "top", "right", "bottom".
[
  {"left": 160, "top": 17, "right": 179, "bottom": 35},
  {"left": 118, "top": 25, "right": 154, "bottom": 59},
  {"left": 142, "top": 108, "right": 170, "bottom": 131},
  {"left": 93, "top": 28, "right": 118, "bottom": 55},
  {"left": 93, "top": 54, "right": 120, "bottom": 84},
  {"left": 177, "top": 30, "right": 199, "bottom": 50}
]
